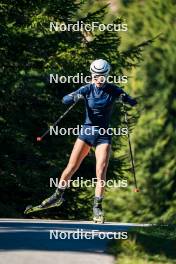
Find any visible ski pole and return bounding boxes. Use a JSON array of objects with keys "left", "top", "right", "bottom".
[
  {"left": 36, "top": 101, "right": 77, "bottom": 142},
  {"left": 122, "top": 101, "right": 140, "bottom": 193}
]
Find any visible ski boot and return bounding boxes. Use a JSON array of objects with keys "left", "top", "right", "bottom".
[
  {"left": 41, "top": 188, "right": 65, "bottom": 208},
  {"left": 24, "top": 188, "right": 65, "bottom": 214},
  {"left": 93, "top": 197, "right": 104, "bottom": 224}
]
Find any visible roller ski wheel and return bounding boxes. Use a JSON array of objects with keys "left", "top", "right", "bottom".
[
  {"left": 24, "top": 205, "right": 33, "bottom": 214},
  {"left": 93, "top": 214, "right": 105, "bottom": 224},
  {"left": 24, "top": 204, "right": 43, "bottom": 214},
  {"left": 24, "top": 199, "right": 64, "bottom": 215}
]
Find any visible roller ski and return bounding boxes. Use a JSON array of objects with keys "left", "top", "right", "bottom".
[
  {"left": 93, "top": 197, "right": 104, "bottom": 224},
  {"left": 24, "top": 188, "right": 65, "bottom": 214}
]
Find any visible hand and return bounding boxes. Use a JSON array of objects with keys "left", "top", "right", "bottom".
[
  {"left": 118, "top": 93, "right": 126, "bottom": 103},
  {"left": 120, "top": 93, "right": 126, "bottom": 99}
]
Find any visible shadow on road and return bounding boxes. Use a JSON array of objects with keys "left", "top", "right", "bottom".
[{"left": 0, "top": 220, "right": 130, "bottom": 253}]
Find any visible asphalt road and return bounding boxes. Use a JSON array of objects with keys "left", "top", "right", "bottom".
[{"left": 0, "top": 219, "right": 150, "bottom": 264}]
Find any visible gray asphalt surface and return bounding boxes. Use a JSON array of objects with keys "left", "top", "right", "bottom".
[{"left": 0, "top": 219, "right": 150, "bottom": 264}]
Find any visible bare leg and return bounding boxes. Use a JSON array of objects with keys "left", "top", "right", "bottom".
[
  {"left": 40, "top": 139, "right": 90, "bottom": 208},
  {"left": 58, "top": 138, "right": 90, "bottom": 188},
  {"left": 95, "top": 143, "right": 111, "bottom": 197}
]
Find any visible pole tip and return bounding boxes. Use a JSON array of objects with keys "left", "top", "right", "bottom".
[
  {"left": 36, "top": 137, "right": 42, "bottom": 142},
  {"left": 134, "top": 188, "right": 140, "bottom": 192}
]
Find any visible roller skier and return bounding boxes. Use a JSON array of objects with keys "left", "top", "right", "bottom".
[{"left": 25, "top": 59, "right": 137, "bottom": 223}]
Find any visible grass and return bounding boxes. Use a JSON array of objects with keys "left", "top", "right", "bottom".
[{"left": 108, "top": 225, "right": 176, "bottom": 264}]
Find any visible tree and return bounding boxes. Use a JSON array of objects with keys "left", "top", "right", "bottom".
[
  {"left": 0, "top": 0, "right": 144, "bottom": 219},
  {"left": 105, "top": 0, "right": 176, "bottom": 223}
]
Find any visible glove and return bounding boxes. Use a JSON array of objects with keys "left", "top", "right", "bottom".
[
  {"left": 118, "top": 93, "right": 126, "bottom": 103},
  {"left": 119, "top": 93, "right": 137, "bottom": 106},
  {"left": 73, "top": 94, "right": 84, "bottom": 102}
]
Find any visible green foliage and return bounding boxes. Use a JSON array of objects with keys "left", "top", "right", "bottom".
[
  {"left": 0, "top": 0, "right": 143, "bottom": 218},
  {"left": 108, "top": 226, "right": 176, "bottom": 264},
  {"left": 105, "top": 0, "right": 176, "bottom": 223}
]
